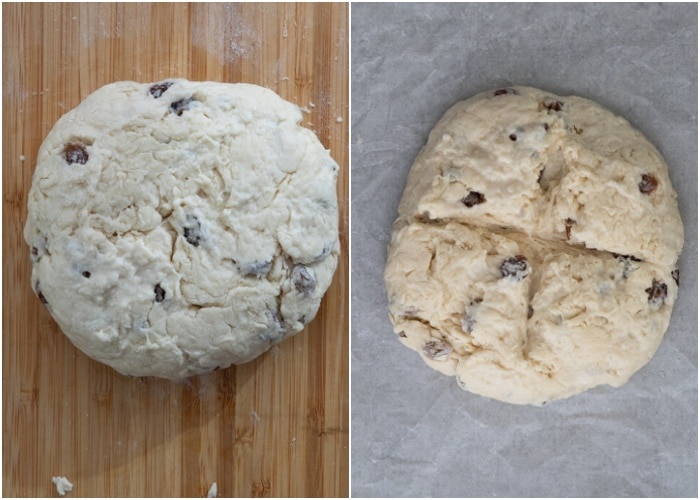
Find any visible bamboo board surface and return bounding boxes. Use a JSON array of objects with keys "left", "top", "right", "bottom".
[{"left": 2, "top": 3, "right": 349, "bottom": 497}]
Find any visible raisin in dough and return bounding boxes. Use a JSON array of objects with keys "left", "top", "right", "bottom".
[
  {"left": 24, "top": 79, "right": 339, "bottom": 379},
  {"left": 385, "top": 86, "right": 683, "bottom": 405}
]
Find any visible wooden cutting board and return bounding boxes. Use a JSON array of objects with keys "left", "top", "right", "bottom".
[{"left": 2, "top": 3, "right": 348, "bottom": 497}]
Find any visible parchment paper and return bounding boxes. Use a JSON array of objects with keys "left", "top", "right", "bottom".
[{"left": 350, "top": 3, "right": 697, "bottom": 497}]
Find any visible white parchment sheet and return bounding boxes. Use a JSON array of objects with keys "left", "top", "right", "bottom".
[{"left": 350, "top": 3, "right": 697, "bottom": 497}]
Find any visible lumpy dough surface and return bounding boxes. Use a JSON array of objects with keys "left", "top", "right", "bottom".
[
  {"left": 385, "top": 86, "right": 683, "bottom": 405},
  {"left": 24, "top": 79, "right": 339, "bottom": 379}
]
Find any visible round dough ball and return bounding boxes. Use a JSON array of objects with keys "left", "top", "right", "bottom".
[
  {"left": 25, "top": 79, "right": 339, "bottom": 379},
  {"left": 385, "top": 86, "right": 683, "bottom": 405}
]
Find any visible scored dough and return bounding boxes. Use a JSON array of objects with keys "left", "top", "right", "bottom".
[
  {"left": 385, "top": 86, "right": 683, "bottom": 405},
  {"left": 24, "top": 79, "right": 339, "bottom": 379}
]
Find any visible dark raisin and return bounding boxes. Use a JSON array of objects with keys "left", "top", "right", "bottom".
[
  {"left": 423, "top": 339, "right": 452, "bottom": 360},
  {"left": 154, "top": 284, "right": 166, "bottom": 303},
  {"left": 527, "top": 305, "right": 534, "bottom": 319},
  {"left": 614, "top": 253, "right": 641, "bottom": 279},
  {"left": 82, "top": 271, "right": 91, "bottom": 278},
  {"left": 182, "top": 216, "right": 202, "bottom": 246},
  {"left": 543, "top": 99, "right": 563, "bottom": 111},
  {"left": 672, "top": 269, "right": 679, "bottom": 286},
  {"left": 461, "top": 191, "right": 486, "bottom": 207},
  {"left": 31, "top": 247, "right": 39, "bottom": 257},
  {"left": 35, "top": 282, "right": 48, "bottom": 306},
  {"left": 259, "top": 310, "right": 287, "bottom": 343},
  {"left": 543, "top": 123, "right": 550, "bottom": 131},
  {"left": 462, "top": 312, "right": 475, "bottom": 334},
  {"left": 565, "top": 218, "right": 576, "bottom": 240},
  {"left": 63, "top": 142, "right": 89, "bottom": 164},
  {"left": 171, "top": 98, "right": 195, "bottom": 116},
  {"left": 292, "top": 265, "right": 316, "bottom": 295},
  {"left": 398, "top": 331, "right": 407, "bottom": 338},
  {"left": 500, "top": 255, "right": 529, "bottom": 280},
  {"left": 240, "top": 261, "right": 272, "bottom": 277},
  {"left": 462, "top": 298, "right": 483, "bottom": 334},
  {"left": 493, "top": 88, "right": 518, "bottom": 96},
  {"left": 509, "top": 133, "right": 517, "bottom": 141},
  {"left": 613, "top": 253, "right": 641, "bottom": 262},
  {"left": 149, "top": 81, "right": 173, "bottom": 98},
  {"left": 639, "top": 174, "right": 658, "bottom": 194},
  {"left": 645, "top": 279, "right": 667, "bottom": 307}
]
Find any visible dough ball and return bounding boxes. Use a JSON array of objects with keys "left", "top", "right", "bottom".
[
  {"left": 385, "top": 86, "right": 683, "bottom": 405},
  {"left": 25, "top": 79, "right": 339, "bottom": 379}
]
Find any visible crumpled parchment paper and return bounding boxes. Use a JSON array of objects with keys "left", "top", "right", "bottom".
[{"left": 350, "top": 3, "right": 697, "bottom": 497}]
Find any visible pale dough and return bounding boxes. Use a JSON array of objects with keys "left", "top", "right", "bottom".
[
  {"left": 25, "top": 79, "right": 339, "bottom": 379},
  {"left": 385, "top": 86, "right": 683, "bottom": 405},
  {"left": 52, "top": 476, "right": 73, "bottom": 496}
]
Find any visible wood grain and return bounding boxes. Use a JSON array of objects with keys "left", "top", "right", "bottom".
[{"left": 2, "top": 3, "right": 348, "bottom": 497}]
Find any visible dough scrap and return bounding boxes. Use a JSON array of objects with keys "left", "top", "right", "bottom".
[
  {"left": 52, "top": 476, "right": 73, "bottom": 496},
  {"left": 385, "top": 86, "right": 683, "bottom": 405},
  {"left": 25, "top": 80, "right": 339, "bottom": 379}
]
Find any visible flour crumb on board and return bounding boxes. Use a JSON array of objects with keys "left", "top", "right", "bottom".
[
  {"left": 19, "top": 155, "right": 25, "bottom": 161},
  {"left": 250, "top": 409, "right": 261, "bottom": 426},
  {"left": 336, "top": 117, "right": 343, "bottom": 123},
  {"left": 52, "top": 476, "right": 73, "bottom": 496},
  {"left": 300, "top": 106, "right": 312, "bottom": 114},
  {"left": 206, "top": 482, "right": 218, "bottom": 498}
]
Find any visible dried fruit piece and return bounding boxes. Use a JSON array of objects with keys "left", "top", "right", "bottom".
[
  {"left": 423, "top": 339, "right": 452, "bottom": 361},
  {"left": 543, "top": 123, "right": 550, "bottom": 131},
  {"left": 493, "top": 88, "right": 518, "bottom": 96},
  {"left": 292, "top": 265, "right": 316, "bottom": 295},
  {"left": 259, "top": 309, "right": 287, "bottom": 343},
  {"left": 565, "top": 218, "right": 576, "bottom": 240},
  {"left": 240, "top": 261, "right": 272, "bottom": 277},
  {"left": 82, "top": 271, "right": 91, "bottom": 278},
  {"left": 461, "top": 191, "right": 485, "bottom": 207},
  {"left": 182, "top": 216, "right": 202, "bottom": 246},
  {"left": 645, "top": 279, "right": 667, "bottom": 308},
  {"left": 509, "top": 133, "right": 517, "bottom": 141},
  {"left": 149, "top": 82, "right": 173, "bottom": 98},
  {"left": 672, "top": 269, "right": 679, "bottom": 286},
  {"left": 63, "top": 142, "right": 89, "bottom": 164},
  {"left": 171, "top": 97, "right": 195, "bottom": 116},
  {"left": 639, "top": 174, "right": 658, "bottom": 194},
  {"left": 461, "top": 313, "right": 475, "bottom": 334},
  {"left": 543, "top": 98, "right": 563, "bottom": 111},
  {"left": 500, "top": 255, "right": 529, "bottom": 281},
  {"left": 615, "top": 253, "right": 642, "bottom": 279},
  {"left": 154, "top": 284, "right": 166, "bottom": 303},
  {"left": 461, "top": 298, "right": 483, "bottom": 334},
  {"left": 35, "top": 282, "right": 48, "bottom": 306}
]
